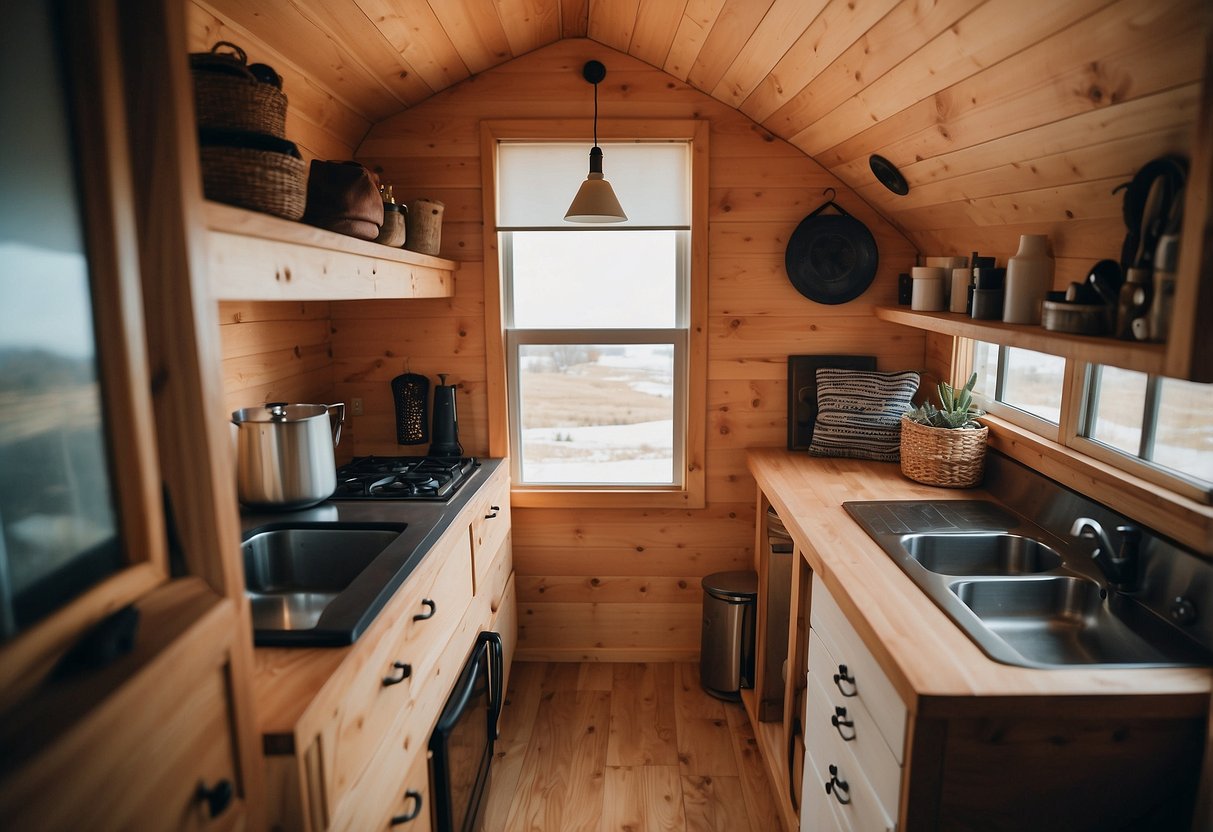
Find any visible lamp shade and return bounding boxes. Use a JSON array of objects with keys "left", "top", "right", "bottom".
[{"left": 564, "top": 172, "right": 627, "bottom": 223}]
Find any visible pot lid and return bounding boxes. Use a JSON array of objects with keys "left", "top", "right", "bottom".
[{"left": 232, "top": 403, "right": 330, "bottom": 424}]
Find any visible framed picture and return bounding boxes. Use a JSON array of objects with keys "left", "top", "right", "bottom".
[{"left": 786, "top": 354, "right": 877, "bottom": 450}]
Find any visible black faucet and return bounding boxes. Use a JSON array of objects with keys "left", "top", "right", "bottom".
[{"left": 1069, "top": 518, "right": 1141, "bottom": 593}]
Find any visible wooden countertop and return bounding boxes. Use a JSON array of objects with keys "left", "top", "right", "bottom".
[{"left": 747, "top": 449, "right": 1211, "bottom": 716}]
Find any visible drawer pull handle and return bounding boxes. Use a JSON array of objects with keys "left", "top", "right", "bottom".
[
  {"left": 825, "top": 765, "right": 851, "bottom": 805},
  {"left": 831, "top": 706, "right": 856, "bottom": 741},
  {"left": 382, "top": 661, "right": 412, "bottom": 686},
  {"left": 390, "top": 790, "right": 424, "bottom": 824},
  {"left": 413, "top": 599, "right": 437, "bottom": 621},
  {"left": 833, "top": 664, "right": 858, "bottom": 697},
  {"left": 485, "top": 506, "right": 499, "bottom": 519},
  {"left": 196, "top": 779, "right": 234, "bottom": 818}
]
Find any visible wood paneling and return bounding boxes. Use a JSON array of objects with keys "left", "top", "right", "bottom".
[
  {"left": 218, "top": 301, "right": 334, "bottom": 415},
  {"left": 353, "top": 38, "right": 915, "bottom": 658}
]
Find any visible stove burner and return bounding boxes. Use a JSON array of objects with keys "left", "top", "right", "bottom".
[{"left": 332, "top": 456, "right": 478, "bottom": 502}]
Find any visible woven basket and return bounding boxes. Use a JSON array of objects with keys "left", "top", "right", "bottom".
[
  {"left": 899, "top": 415, "right": 988, "bottom": 488},
  {"left": 191, "top": 42, "right": 287, "bottom": 138},
  {"left": 199, "top": 146, "right": 306, "bottom": 220}
]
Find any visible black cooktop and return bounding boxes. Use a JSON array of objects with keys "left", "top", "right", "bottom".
[{"left": 332, "top": 456, "right": 478, "bottom": 501}]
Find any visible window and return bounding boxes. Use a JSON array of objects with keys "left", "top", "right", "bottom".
[
  {"left": 967, "top": 340, "right": 1213, "bottom": 501},
  {"left": 1078, "top": 365, "right": 1213, "bottom": 496},
  {"left": 486, "top": 126, "right": 706, "bottom": 506},
  {"left": 971, "top": 342, "right": 1067, "bottom": 438}
]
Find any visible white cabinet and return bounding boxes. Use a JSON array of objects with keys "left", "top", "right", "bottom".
[{"left": 801, "top": 576, "right": 907, "bottom": 831}]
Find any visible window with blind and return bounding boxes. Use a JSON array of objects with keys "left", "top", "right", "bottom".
[{"left": 496, "top": 141, "right": 691, "bottom": 489}]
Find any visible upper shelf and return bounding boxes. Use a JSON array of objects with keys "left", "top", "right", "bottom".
[
  {"left": 874, "top": 306, "right": 1168, "bottom": 375},
  {"left": 203, "top": 201, "right": 458, "bottom": 302}
]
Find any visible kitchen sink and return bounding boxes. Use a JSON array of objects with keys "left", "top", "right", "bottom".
[
  {"left": 243, "top": 524, "right": 407, "bottom": 632},
  {"left": 240, "top": 520, "right": 436, "bottom": 646},
  {"left": 902, "top": 533, "right": 1062, "bottom": 576},
  {"left": 844, "top": 500, "right": 1211, "bottom": 669}
]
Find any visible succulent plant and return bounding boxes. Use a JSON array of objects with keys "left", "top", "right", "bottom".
[{"left": 905, "top": 372, "right": 985, "bottom": 429}]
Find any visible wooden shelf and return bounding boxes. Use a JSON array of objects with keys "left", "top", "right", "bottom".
[
  {"left": 203, "top": 201, "right": 457, "bottom": 301},
  {"left": 874, "top": 306, "right": 1167, "bottom": 375}
]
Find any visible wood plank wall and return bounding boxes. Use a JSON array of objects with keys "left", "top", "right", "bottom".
[
  {"left": 217, "top": 302, "right": 335, "bottom": 417},
  {"left": 347, "top": 39, "right": 920, "bottom": 661}
]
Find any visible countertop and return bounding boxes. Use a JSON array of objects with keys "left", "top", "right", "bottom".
[{"left": 747, "top": 449, "right": 1212, "bottom": 717}]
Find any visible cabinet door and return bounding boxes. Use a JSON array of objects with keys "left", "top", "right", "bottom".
[{"left": 0, "top": 585, "right": 245, "bottom": 830}]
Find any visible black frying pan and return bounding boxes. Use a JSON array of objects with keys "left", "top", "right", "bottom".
[{"left": 784, "top": 195, "right": 878, "bottom": 305}]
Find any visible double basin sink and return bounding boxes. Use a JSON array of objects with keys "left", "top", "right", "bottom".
[{"left": 844, "top": 500, "right": 1210, "bottom": 669}]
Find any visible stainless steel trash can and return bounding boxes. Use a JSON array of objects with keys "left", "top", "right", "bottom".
[{"left": 700, "top": 570, "right": 758, "bottom": 701}]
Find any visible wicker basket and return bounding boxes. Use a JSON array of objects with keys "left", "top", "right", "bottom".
[
  {"left": 899, "top": 414, "right": 988, "bottom": 488},
  {"left": 191, "top": 42, "right": 287, "bottom": 138},
  {"left": 199, "top": 145, "right": 306, "bottom": 220}
]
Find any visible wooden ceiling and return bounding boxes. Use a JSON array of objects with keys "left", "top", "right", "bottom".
[{"left": 193, "top": 0, "right": 1207, "bottom": 278}]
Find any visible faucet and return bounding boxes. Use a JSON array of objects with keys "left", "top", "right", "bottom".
[{"left": 1069, "top": 517, "right": 1141, "bottom": 592}]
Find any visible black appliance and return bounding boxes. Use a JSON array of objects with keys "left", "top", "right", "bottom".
[
  {"left": 429, "top": 373, "right": 463, "bottom": 457},
  {"left": 429, "top": 631, "right": 503, "bottom": 832},
  {"left": 331, "top": 456, "right": 478, "bottom": 501}
]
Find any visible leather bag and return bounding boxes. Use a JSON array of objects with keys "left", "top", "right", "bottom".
[{"left": 302, "top": 161, "right": 384, "bottom": 240}]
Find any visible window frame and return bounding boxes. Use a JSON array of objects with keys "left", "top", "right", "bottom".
[
  {"left": 965, "top": 338, "right": 1212, "bottom": 504},
  {"left": 480, "top": 119, "right": 708, "bottom": 509}
]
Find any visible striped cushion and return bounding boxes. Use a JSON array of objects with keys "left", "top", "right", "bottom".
[{"left": 808, "top": 368, "right": 920, "bottom": 462}]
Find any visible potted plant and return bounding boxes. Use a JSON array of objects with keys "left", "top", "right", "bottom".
[{"left": 900, "top": 373, "right": 989, "bottom": 488}]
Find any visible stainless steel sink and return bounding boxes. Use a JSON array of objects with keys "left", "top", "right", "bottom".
[
  {"left": 239, "top": 521, "right": 432, "bottom": 646},
  {"left": 903, "top": 533, "right": 1062, "bottom": 576},
  {"left": 243, "top": 525, "right": 406, "bottom": 632},
  {"left": 844, "top": 500, "right": 1211, "bottom": 669}
]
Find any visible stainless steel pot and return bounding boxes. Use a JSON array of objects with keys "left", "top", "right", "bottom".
[{"left": 232, "top": 402, "right": 345, "bottom": 510}]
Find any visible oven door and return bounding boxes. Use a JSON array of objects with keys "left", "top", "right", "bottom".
[{"left": 429, "top": 631, "right": 503, "bottom": 832}]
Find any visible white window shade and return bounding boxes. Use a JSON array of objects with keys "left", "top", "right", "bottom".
[{"left": 498, "top": 142, "right": 689, "bottom": 228}]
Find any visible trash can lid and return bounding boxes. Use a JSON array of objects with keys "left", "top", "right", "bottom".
[{"left": 701, "top": 570, "right": 758, "bottom": 601}]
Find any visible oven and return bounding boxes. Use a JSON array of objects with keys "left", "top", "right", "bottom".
[{"left": 429, "top": 631, "right": 503, "bottom": 832}]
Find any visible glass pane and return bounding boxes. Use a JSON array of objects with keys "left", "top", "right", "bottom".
[
  {"left": 509, "top": 231, "right": 680, "bottom": 328},
  {"left": 1152, "top": 378, "right": 1213, "bottom": 483},
  {"left": 497, "top": 142, "right": 689, "bottom": 227},
  {"left": 0, "top": 1, "right": 122, "bottom": 638},
  {"left": 972, "top": 341, "right": 999, "bottom": 399},
  {"left": 1001, "top": 347, "right": 1064, "bottom": 423},
  {"left": 1087, "top": 366, "right": 1147, "bottom": 456},
  {"left": 516, "top": 344, "right": 675, "bottom": 485}
]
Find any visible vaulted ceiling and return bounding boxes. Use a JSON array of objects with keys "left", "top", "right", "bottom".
[{"left": 193, "top": 0, "right": 1207, "bottom": 279}]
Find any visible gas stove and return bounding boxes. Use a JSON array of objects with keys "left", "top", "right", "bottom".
[{"left": 332, "top": 456, "right": 478, "bottom": 501}]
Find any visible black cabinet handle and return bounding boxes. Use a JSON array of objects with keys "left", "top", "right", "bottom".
[
  {"left": 831, "top": 705, "right": 856, "bottom": 741},
  {"left": 413, "top": 599, "right": 436, "bottom": 622},
  {"left": 825, "top": 764, "right": 851, "bottom": 805},
  {"left": 196, "top": 779, "right": 234, "bottom": 818},
  {"left": 833, "top": 664, "right": 858, "bottom": 697},
  {"left": 484, "top": 506, "right": 499, "bottom": 519},
  {"left": 390, "top": 790, "right": 423, "bottom": 825},
  {"left": 382, "top": 661, "right": 411, "bottom": 686}
]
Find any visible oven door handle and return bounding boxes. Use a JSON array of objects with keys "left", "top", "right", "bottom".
[{"left": 481, "top": 631, "right": 504, "bottom": 741}]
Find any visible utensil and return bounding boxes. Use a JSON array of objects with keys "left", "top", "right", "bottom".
[
  {"left": 232, "top": 402, "right": 345, "bottom": 509},
  {"left": 784, "top": 192, "right": 879, "bottom": 305},
  {"left": 391, "top": 372, "right": 430, "bottom": 445}
]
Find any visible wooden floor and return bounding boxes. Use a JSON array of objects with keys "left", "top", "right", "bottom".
[{"left": 482, "top": 661, "right": 784, "bottom": 832}]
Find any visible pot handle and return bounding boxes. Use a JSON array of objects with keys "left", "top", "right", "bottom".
[{"left": 327, "top": 403, "right": 346, "bottom": 447}]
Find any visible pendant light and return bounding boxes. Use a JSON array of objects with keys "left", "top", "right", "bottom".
[{"left": 564, "top": 60, "right": 627, "bottom": 223}]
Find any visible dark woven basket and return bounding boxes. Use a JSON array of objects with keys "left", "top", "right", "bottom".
[
  {"left": 199, "top": 145, "right": 306, "bottom": 220},
  {"left": 191, "top": 42, "right": 287, "bottom": 138}
]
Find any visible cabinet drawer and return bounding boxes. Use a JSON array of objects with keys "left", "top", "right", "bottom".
[
  {"left": 806, "top": 646, "right": 900, "bottom": 819},
  {"left": 330, "top": 535, "right": 472, "bottom": 805},
  {"left": 801, "top": 739, "right": 853, "bottom": 832},
  {"left": 331, "top": 737, "right": 431, "bottom": 832},
  {"left": 804, "top": 681, "right": 895, "bottom": 832},
  {"left": 470, "top": 474, "right": 510, "bottom": 593},
  {"left": 810, "top": 578, "right": 907, "bottom": 763}
]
